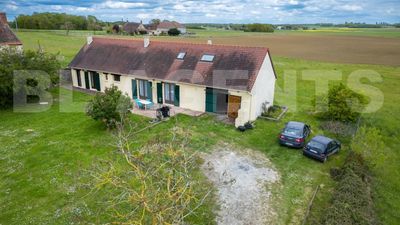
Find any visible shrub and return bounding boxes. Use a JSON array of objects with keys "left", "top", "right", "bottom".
[
  {"left": 168, "top": 28, "right": 181, "bottom": 36},
  {"left": 86, "top": 86, "right": 132, "bottom": 128},
  {"left": 317, "top": 83, "right": 366, "bottom": 122},
  {"left": 0, "top": 49, "right": 61, "bottom": 109},
  {"left": 351, "top": 126, "right": 386, "bottom": 168}
]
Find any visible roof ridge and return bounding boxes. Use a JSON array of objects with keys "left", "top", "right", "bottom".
[{"left": 92, "top": 36, "right": 269, "bottom": 50}]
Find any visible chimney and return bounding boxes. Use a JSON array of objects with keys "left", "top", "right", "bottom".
[
  {"left": 144, "top": 36, "right": 150, "bottom": 48},
  {"left": 0, "top": 12, "right": 7, "bottom": 25},
  {"left": 87, "top": 36, "right": 93, "bottom": 45},
  {"left": 207, "top": 37, "right": 212, "bottom": 45}
]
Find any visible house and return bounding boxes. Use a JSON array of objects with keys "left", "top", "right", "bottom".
[
  {"left": 123, "top": 21, "right": 147, "bottom": 35},
  {"left": 0, "top": 12, "right": 23, "bottom": 51},
  {"left": 153, "top": 21, "right": 186, "bottom": 35},
  {"left": 68, "top": 37, "right": 277, "bottom": 127}
]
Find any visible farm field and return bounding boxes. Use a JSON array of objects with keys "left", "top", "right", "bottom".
[
  {"left": 14, "top": 28, "right": 400, "bottom": 67},
  {"left": 0, "top": 29, "right": 399, "bottom": 224}
]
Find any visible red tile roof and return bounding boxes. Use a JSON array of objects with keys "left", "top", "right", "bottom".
[
  {"left": 69, "top": 37, "right": 273, "bottom": 91},
  {"left": 0, "top": 12, "right": 22, "bottom": 46}
]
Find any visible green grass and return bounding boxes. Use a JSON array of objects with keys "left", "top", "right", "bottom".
[{"left": 3, "top": 29, "right": 400, "bottom": 224}]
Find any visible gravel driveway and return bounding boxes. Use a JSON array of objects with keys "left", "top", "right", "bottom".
[{"left": 201, "top": 145, "right": 280, "bottom": 225}]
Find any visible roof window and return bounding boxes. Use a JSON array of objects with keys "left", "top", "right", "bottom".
[
  {"left": 177, "top": 52, "right": 186, "bottom": 59},
  {"left": 201, "top": 54, "right": 215, "bottom": 62}
]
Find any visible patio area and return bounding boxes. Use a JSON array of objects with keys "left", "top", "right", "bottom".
[{"left": 130, "top": 103, "right": 204, "bottom": 119}]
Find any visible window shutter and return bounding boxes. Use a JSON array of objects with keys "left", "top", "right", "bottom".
[
  {"left": 84, "top": 71, "right": 90, "bottom": 89},
  {"left": 174, "top": 85, "right": 180, "bottom": 106},
  {"left": 147, "top": 81, "right": 153, "bottom": 101},
  {"left": 157, "top": 82, "right": 163, "bottom": 104},
  {"left": 132, "top": 79, "right": 138, "bottom": 99}
]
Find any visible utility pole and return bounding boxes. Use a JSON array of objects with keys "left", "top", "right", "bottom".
[{"left": 14, "top": 16, "right": 18, "bottom": 32}]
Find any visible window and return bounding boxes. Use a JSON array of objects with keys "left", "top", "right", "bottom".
[
  {"left": 105, "top": 74, "right": 108, "bottom": 80},
  {"left": 138, "top": 80, "right": 150, "bottom": 99},
  {"left": 164, "top": 83, "right": 175, "bottom": 104},
  {"left": 76, "top": 70, "right": 81, "bottom": 87},
  {"left": 177, "top": 52, "right": 186, "bottom": 59},
  {"left": 113, "top": 74, "right": 121, "bottom": 82},
  {"left": 201, "top": 54, "right": 215, "bottom": 62}
]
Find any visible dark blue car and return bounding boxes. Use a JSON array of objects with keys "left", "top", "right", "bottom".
[
  {"left": 303, "top": 135, "right": 341, "bottom": 163},
  {"left": 279, "top": 121, "right": 311, "bottom": 148}
]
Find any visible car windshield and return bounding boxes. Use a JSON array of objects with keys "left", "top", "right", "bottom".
[
  {"left": 307, "top": 141, "right": 325, "bottom": 152},
  {"left": 283, "top": 127, "right": 302, "bottom": 136}
]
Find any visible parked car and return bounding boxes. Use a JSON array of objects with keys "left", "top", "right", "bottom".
[
  {"left": 279, "top": 121, "right": 311, "bottom": 148},
  {"left": 303, "top": 135, "right": 341, "bottom": 163}
]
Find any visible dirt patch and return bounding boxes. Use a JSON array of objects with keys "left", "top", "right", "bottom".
[{"left": 201, "top": 145, "right": 279, "bottom": 225}]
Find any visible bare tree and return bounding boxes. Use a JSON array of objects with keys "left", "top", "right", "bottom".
[{"left": 89, "top": 119, "right": 212, "bottom": 224}]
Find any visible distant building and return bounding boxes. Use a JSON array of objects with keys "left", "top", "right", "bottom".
[
  {"left": 0, "top": 12, "right": 23, "bottom": 51},
  {"left": 154, "top": 21, "right": 186, "bottom": 35},
  {"left": 123, "top": 21, "right": 147, "bottom": 35}
]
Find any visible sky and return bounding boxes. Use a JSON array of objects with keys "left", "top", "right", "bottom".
[{"left": 1, "top": 0, "right": 399, "bottom": 24}]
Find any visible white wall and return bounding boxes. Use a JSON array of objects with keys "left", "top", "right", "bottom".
[
  {"left": 180, "top": 84, "right": 205, "bottom": 111},
  {"left": 250, "top": 52, "right": 276, "bottom": 120}
]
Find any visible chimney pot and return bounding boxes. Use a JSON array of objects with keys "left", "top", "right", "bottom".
[
  {"left": 0, "top": 12, "right": 8, "bottom": 25},
  {"left": 144, "top": 36, "right": 150, "bottom": 48},
  {"left": 87, "top": 36, "right": 93, "bottom": 45}
]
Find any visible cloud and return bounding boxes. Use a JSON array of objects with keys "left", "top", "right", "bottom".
[
  {"left": 1, "top": 0, "right": 399, "bottom": 24},
  {"left": 96, "top": 1, "right": 148, "bottom": 9},
  {"left": 338, "top": 4, "right": 363, "bottom": 12}
]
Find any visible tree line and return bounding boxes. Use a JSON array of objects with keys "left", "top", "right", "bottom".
[{"left": 13, "top": 13, "right": 104, "bottom": 30}]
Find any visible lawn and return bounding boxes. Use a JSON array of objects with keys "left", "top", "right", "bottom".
[{"left": 1, "top": 29, "right": 399, "bottom": 224}]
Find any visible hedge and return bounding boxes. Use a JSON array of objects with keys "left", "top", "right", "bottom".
[{"left": 322, "top": 152, "right": 380, "bottom": 225}]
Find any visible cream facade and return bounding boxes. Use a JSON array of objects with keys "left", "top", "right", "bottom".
[{"left": 70, "top": 51, "right": 276, "bottom": 127}]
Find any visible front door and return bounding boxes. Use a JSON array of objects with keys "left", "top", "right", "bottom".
[{"left": 227, "top": 95, "right": 241, "bottom": 119}]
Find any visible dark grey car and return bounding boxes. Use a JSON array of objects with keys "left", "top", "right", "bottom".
[
  {"left": 303, "top": 135, "right": 341, "bottom": 163},
  {"left": 279, "top": 121, "right": 311, "bottom": 148}
]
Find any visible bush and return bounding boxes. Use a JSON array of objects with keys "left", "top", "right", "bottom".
[
  {"left": 0, "top": 49, "right": 61, "bottom": 109},
  {"left": 168, "top": 28, "right": 181, "bottom": 36},
  {"left": 244, "top": 23, "right": 274, "bottom": 33},
  {"left": 86, "top": 86, "right": 133, "bottom": 128},
  {"left": 318, "top": 83, "right": 366, "bottom": 122},
  {"left": 351, "top": 126, "right": 386, "bottom": 168},
  {"left": 323, "top": 152, "right": 379, "bottom": 225}
]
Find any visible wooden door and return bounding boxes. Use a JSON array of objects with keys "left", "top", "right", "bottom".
[{"left": 227, "top": 95, "right": 241, "bottom": 119}]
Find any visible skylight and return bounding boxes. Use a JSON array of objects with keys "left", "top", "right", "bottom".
[
  {"left": 201, "top": 54, "right": 215, "bottom": 62},
  {"left": 177, "top": 52, "right": 186, "bottom": 59}
]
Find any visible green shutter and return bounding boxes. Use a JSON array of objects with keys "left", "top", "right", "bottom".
[
  {"left": 157, "top": 82, "right": 163, "bottom": 104},
  {"left": 93, "top": 72, "right": 101, "bottom": 91},
  {"left": 205, "top": 88, "right": 216, "bottom": 112},
  {"left": 84, "top": 71, "right": 90, "bottom": 89},
  {"left": 174, "top": 85, "right": 180, "bottom": 106},
  {"left": 147, "top": 81, "right": 153, "bottom": 101},
  {"left": 131, "top": 79, "right": 137, "bottom": 99}
]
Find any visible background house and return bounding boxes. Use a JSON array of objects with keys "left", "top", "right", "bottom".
[
  {"left": 69, "top": 37, "right": 276, "bottom": 127},
  {"left": 0, "top": 12, "right": 23, "bottom": 51},
  {"left": 153, "top": 21, "right": 186, "bottom": 35},
  {"left": 123, "top": 21, "right": 147, "bottom": 35}
]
